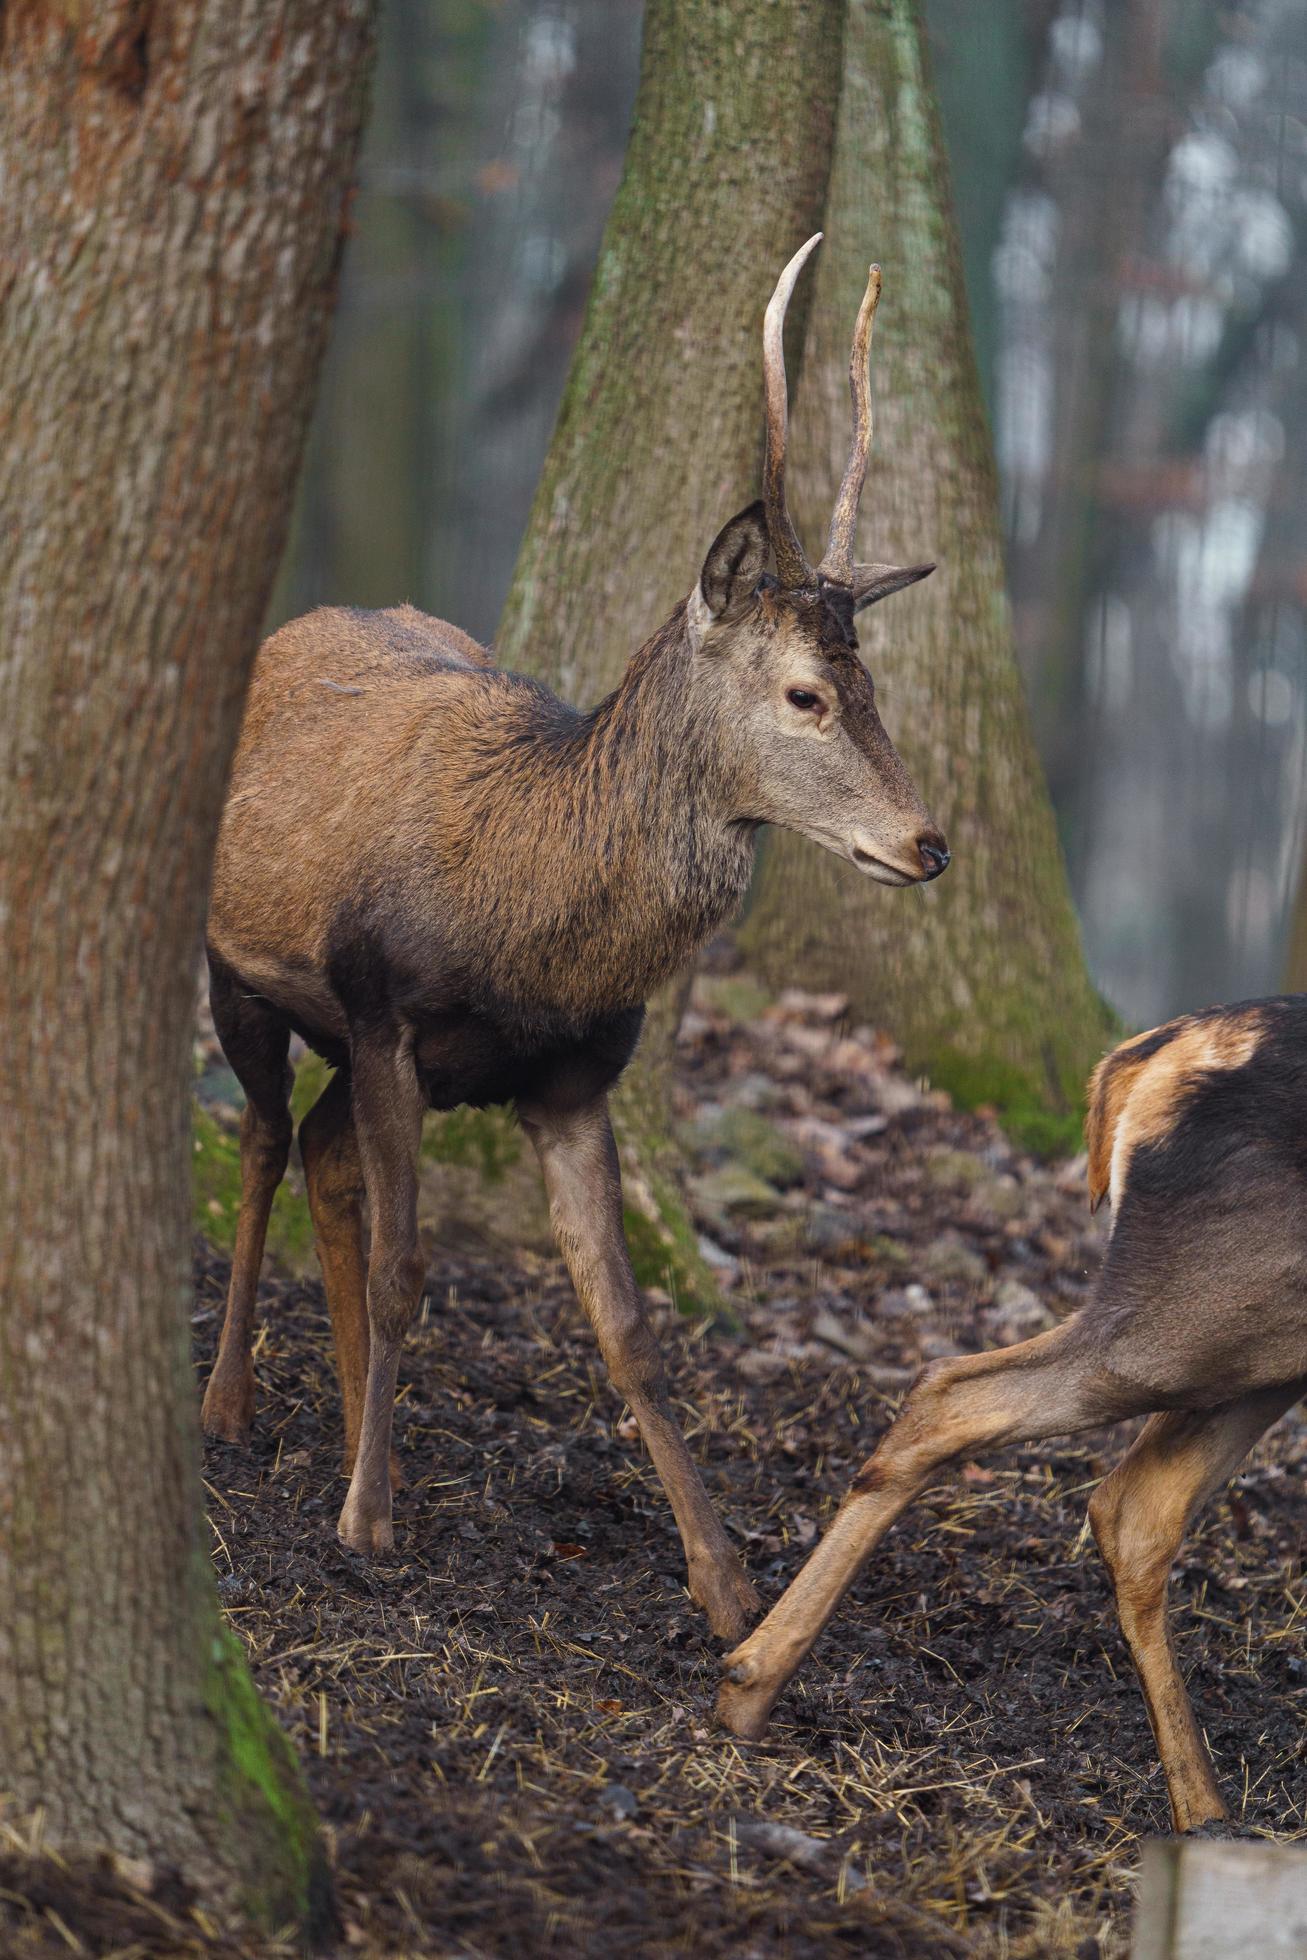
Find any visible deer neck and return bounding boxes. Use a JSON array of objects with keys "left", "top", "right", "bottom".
[{"left": 505, "top": 607, "right": 756, "bottom": 1012}]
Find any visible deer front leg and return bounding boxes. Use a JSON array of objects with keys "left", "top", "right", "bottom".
[
  {"left": 335, "top": 1033, "right": 426, "bottom": 1557},
  {"left": 1088, "top": 1383, "right": 1302, "bottom": 1834},
  {"left": 520, "top": 1091, "right": 760, "bottom": 1642}
]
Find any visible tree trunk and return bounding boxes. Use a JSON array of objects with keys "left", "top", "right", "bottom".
[
  {"left": 0, "top": 0, "right": 375, "bottom": 1937},
  {"left": 740, "top": 0, "right": 1115, "bottom": 1148},
  {"left": 495, "top": 0, "right": 847, "bottom": 1290}
]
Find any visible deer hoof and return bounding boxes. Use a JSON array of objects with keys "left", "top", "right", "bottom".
[
  {"left": 201, "top": 1369, "right": 255, "bottom": 1445},
  {"left": 715, "top": 1651, "right": 779, "bottom": 1741},
  {"left": 714, "top": 1635, "right": 783, "bottom": 1740},
  {"left": 336, "top": 1492, "right": 394, "bottom": 1558},
  {"left": 691, "top": 1561, "right": 762, "bottom": 1644}
]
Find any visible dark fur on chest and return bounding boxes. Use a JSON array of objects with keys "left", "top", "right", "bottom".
[{"left": 411, "top": 1002, "right": 645, "bottom": 1112}]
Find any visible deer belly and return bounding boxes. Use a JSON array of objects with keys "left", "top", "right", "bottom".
[{"left": 413, "top": 1005, "right": 644, "bottom": 1113}]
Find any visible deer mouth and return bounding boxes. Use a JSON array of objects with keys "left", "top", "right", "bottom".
[{"left": 850, "top": 845, "right": 918, "bottom": 887}]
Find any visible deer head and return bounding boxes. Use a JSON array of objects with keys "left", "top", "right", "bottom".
[{"left": 686, "top": 235, "right": 948, "bottom": 888}]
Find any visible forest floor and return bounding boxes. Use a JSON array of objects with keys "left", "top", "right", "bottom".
[{"left": 5, "top": 982, "right": 1304, "bottom": 1959}]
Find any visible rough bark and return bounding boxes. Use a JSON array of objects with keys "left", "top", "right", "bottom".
[
  {"left": 0, "top": 0, "right": 375, "bottom": 1937},
  {"left": 740, "top": 0, "right": 1115, "bottom": 1147},
  {"left": 495, "top": 0, "right": 847, "bottom": 1287}
]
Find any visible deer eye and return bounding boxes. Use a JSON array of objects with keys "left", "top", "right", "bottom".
[{"left": 786, "top": 687, "right": 822, "bottom": 713}]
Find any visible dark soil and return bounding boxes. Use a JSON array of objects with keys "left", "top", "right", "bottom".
[{"left": 4, "top": 988, "right": 1304, "bottom": 1958}]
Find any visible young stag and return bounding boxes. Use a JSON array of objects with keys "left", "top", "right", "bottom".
[
  {"left": 201, "top": 234, "right": 949, "bottom": 1641},
  {"left": 718, "top": 997, "right": 1307, "bottom": 1827}
]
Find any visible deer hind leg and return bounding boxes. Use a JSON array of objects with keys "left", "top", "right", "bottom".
[
  {"left": 1088, "top": 1382, "right": 1302, "bottom": 1834},
  {"left": 519, "top": 1091, "right": 761, "bottom": 1643},
  {"left": 718, "top": 1318, "right": 1136, "bottom": 1737},
  {"left": 299, "top": 1067, "right": 404, "bottom": 1490},
  {"left": 335, "top": 1033, "right": 426, "bottom": 1556},
  {"left": 201, "top": 962, "right": 293, "bottom": 1444}
]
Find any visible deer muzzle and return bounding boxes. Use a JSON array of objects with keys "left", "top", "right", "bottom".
[{"left": 848, "top": 823, "right": 950, "bottom": 886}]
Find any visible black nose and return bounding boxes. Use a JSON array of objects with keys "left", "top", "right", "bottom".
[{"left": 918, "top": 836, "right": 950, "bottom": 881}]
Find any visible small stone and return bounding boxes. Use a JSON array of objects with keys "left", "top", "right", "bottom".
[
  {"left": 790, "top": 1117, "right": 863, "bottom": 1191},
  {"left": 774, "top": 987, "right": 848, "bottom": 1021},
  {"left": 803, "top": 1203, "right": 865, "bottom": 1260},
  {"left": 875, "top": 1076, "right": 925, "bottom": 1117},
  {"left": 925, "top": 1148, "right": 990, "bottom": 1192},
  {"left": 717, "top": 1106, "right": 805, "bottom": 1186},
  {"left": 726, "top": 1069, "right": 783, "bottom": 1111},
  {"left": 599, "top": 1782, "right": 639, "bottom": 1820},
  {"left": 919, "top": 1231, "right": 987, "bottom": 1289},
  {"left": 971, "top": 1173, "right": 1026, "bottom": 1222},
  {"left": 696, "top": 1234, "right": 739, "bottom": 1288},
  {"left": 811, "top": 1306, "right": 877, "bottom": 1362},
  {"left": 688, "top": 1162, "right": 778, "bottom": 1223},
  {"left": 992, "top": 1279, "right": 1055, "bottom": 1338},
  {"left": 737, "top": 1347, "right": 791, "bottom": 1381}
]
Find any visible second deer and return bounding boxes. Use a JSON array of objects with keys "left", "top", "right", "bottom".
[
  {"left": 718, "top": 996, "right": 1307, "bottom": 1830},
  {"left": 200, "top": 235, "right": 948, "bottom": 1641}
]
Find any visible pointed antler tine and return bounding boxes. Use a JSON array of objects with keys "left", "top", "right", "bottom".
[
  {"left": 762, "top": 233, "right": 822, "bottom": 589},
  {"left": 818, "top": 262, "right": 882, "bottom": 585}
]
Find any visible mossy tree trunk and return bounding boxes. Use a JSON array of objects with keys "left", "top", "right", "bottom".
[
  {"left": 496, "top": 0, "right": 847, "bottom": 1290},
  {"left": 0, "top": 0, "right": 375, "bottom": 1939},
  {"left": 739, "top": 0, "right": 1115, "bottom": 1148}
]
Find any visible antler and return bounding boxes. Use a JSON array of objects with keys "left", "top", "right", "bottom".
[
  {"left": 818, "top": 262, "right": 881, "bottom": 585},
  {"left": 762, "top": 233, "right": 821, "bottom": 589}
]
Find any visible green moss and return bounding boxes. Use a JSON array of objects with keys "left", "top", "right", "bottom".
[
  {"left": 621, "top": 1160, "right": 734, "bottom": 1328},
  {"left": 924, "top": 1046, "right": 1085, "bottom": 1159},
  {"left": 288, "top": 1051, "right": 333, "bottom": 1125},
  {"left": 622, "top": 1200, "right": 682, "bottom": 1293},
  {"left": 693, "top": 973, "right": 773, "bottom": 1023},
  {"left": 420, "top": 1104, "right": 522, "bottom": 1181},
  {"left": 716, "top": 1107, "right": 804, "bottom": 1187},
  {"left": 191, "top": 1105, "right": 316, "bottom": 1270},
  {"left": 205, "top": 1622, "right": 336, "bottom": 1946}
]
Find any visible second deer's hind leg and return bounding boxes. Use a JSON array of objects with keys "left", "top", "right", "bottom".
[
  {"left": 299, "top": 1067, "right": 403, "bottom": 1490},
  {"left": 201, "top": 961, "right": 293, "bottom": 1444},
  {"left": 718, "top": 1319, "right": 1136, "bottom": 1737},
  {"left": 1088, "top": 1382, "right": 1303, "bottom": 1835}
]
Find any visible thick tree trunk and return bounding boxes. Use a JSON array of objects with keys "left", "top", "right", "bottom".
[
  {"left": 0, "top": 0, "right": 374, "bottom": 1936},
  {"left": 495, "top": 0, "right": 847, "bottom": 1289},
  {"left": 740, "top": 0, "right": 1114, "bottom": 1146}
]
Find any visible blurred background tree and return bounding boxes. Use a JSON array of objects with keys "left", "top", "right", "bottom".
[{"left": 276, "top": 0, "right": 1307, "bottom": 1043}]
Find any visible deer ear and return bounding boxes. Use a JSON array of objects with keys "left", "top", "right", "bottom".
[
  {"left": 698, "top": 502, "right": 769, "bottom": 621},
  {"left": 851, "top": 560, "right": 935, "bottom": 612}
]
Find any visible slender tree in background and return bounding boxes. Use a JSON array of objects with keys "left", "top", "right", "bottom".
[
  {"left": 923, "top": 0, "right": 1032, "bottom": 426},
  {"left": 0, "top": 0, "right": 374, "bottom": 1936},
  {"left": 496, "top": 0, "right": 847, "bottom": 1270},
  {"left": 740, "top": 0, "right": 1114, "bottom": 1140}
]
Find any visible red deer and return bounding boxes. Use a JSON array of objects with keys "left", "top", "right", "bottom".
[
  {"left": 718, "top": 998, "right": 1307, "bottom": 1826},
  {"left": 200, "top": 235, "right": 948, "bottom": 1641}
]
